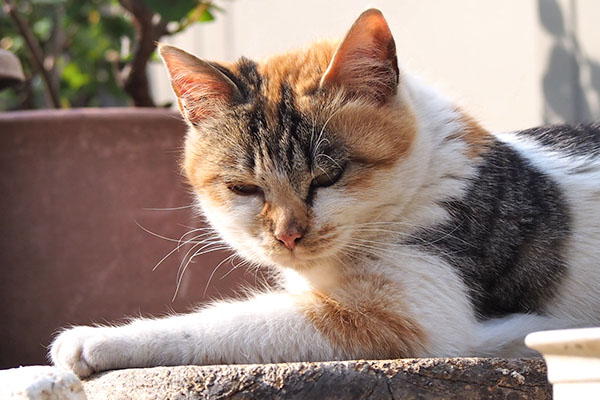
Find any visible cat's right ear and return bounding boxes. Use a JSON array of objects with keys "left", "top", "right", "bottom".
[
  {"left": 158, "top": 44, "right": 242, "bottom": 125},
  {"left": 320, "top": 9, "right": 399, "bottom": 103}
]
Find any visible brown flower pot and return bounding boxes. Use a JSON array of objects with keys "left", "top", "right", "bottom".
[{"left": 0, "top": 108, "right": 250, "bottom": 368}]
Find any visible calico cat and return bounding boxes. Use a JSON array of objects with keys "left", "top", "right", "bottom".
[{"left": 51, "top": 9, "right": 600, "bottom": 378}]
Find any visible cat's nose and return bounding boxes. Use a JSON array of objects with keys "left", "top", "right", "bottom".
[{"left": 276, "top": 231, "right": 302, "bottom": 250}]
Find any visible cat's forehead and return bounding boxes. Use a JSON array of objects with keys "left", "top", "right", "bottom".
[
  {"left": 204, "top": 42, "right": 343, "bottom": 177},
  {"left": 227, "top": 41, "right": 338, "bottom": 110}
]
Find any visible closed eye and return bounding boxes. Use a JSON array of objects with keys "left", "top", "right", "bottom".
[
  {"left": 311, "top": 167, "right": 343, "bottom": 188},
  {"left": 228, "top": 183, "right": 263, "bottom": 196}
]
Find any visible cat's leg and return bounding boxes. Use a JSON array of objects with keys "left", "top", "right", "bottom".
[
  {"left": 50, "top": 292, "right": 336, "bottom": 377},
  {"left": 51, "top": 285, "right": 427, "bottom": 378}
]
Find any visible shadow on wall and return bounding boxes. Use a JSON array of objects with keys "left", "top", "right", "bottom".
[{"left": 539, "top": 0, "right": 600, "bottom": 123}]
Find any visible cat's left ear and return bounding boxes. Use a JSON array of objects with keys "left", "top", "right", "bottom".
[
  {"left": 320, "top": 9, "right": 399, "bottom": 103},
  {"left": 158, "top": 44, "right": 242, "bottom": 125}
]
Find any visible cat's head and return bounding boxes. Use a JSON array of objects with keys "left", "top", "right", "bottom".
[{"left": 160, "top": 9, "right": 418, "bottom": 271}]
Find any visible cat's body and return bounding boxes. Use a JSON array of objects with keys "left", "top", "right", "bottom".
[{"left": 51, "top": 10, "right": 600, "bottom": 377}]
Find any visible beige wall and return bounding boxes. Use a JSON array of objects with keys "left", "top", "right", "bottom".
[{"left": 149, "top": 0, "right": 600, "bottom": 133}]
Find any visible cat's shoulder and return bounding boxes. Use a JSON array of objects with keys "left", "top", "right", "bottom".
[{"left": 513, "top": 123, "right": 600, "bottom": 157}]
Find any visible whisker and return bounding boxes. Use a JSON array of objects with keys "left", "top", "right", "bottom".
[
  {"left": 134, "top": 220, "right": 196, "bottom": 244},
  {"left": 178, "top": 229, "right": 216, "bottom": 247},
  {"left": 142, "top": 204, "right": 195, "bottom": 211},
  {"left": 152, "top": 232, "right": 218, "bottom": 272},
  {"left": 171, "top": 241, "right": 204, "bottom": 301},
  {"left": 316, "top": 166, "right": 332, "bottom": 180},
  {"left": 316, "top": 153, "right": 343, "bottom": 171},
  {"left": 172, "top": 244, "right": 230, "bottom": 302},
  {"left": 312, "top": 107, "right": 341, "bottom": 162},
  {"left": 220, "top": 255, "right": 257, "bottom": 280},
  {"left": 337, "top": 220, "right": 472, "bottom": 247},
  {"left": 203, "top": 253, "right": 236, "bottom": 297},
  {"left": 175, "top": 240, "right": 223, "bottom": 284},
  {"left": 340, "top": 238, "right": 461, "bottom": 263},
  {"left": 172, "top": 258, "right": 196, "bottom": 302},
  {"left": 328, "top": 237, "right": 432, "bottom": 262},
  {"left": 220, "top": 255, "right": 244, "bottom": 280}
]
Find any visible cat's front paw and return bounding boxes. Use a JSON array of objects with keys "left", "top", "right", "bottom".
[{"left": 50, "top": 326, "right": 111, "bottom": 378}]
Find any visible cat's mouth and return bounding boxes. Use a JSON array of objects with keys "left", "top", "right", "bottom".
[
  {"left": 262, "top": 230, "right": 343, "bottom": 267},
  {"left": 268, "top": 248, "right": 328, "bottom": 269}
]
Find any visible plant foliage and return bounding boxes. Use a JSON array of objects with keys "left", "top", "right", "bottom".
[{"left": 0, "top": 0, "right": 219, "bottom": 110}]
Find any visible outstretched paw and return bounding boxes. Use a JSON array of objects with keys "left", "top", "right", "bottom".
[{"left": 50, "top": 326, "right": 109, "bottom": 378}]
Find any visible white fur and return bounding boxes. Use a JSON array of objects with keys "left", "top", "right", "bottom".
[{"left": 51, "top": 292, "right": 339, "bottom": 377}]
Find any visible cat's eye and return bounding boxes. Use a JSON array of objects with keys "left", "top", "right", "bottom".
[
  {"left": 311, "top": 168, "right": 343, "bottom": 188},
  {"left": 228, "top": 184, "right": 263, "bottom": 196}
]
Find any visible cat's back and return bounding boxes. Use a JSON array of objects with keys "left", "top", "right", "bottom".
[
  {"left": 495, "top": 123, "right": 600, "bottom": 181},
  {"left": 515, "top": 123, "right": 600, "bottom": 158},
  {"left": 494, "top": 123, "right": 600, "bottom": 323},
  {"left": 498, "top": 123, "right": 600, "bottom": 206}
]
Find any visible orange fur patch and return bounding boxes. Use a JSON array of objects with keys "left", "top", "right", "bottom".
[
  {"left": 182, "top": 136, "right": 215, "bottom": 187},
  {"left": 331, "top": 100, "right": 417, "bottom": 168},
  {"left": 449, "top": 111, "right": 493, "bottom": 158},
  {"left": 181, "top": 132, "right": 234, "bottom": 207},
  {"left": 250, "top": 42, "right": 338, "bottom": 129},
  {"left": 259, "top": 42, "right": 338, "bottom": 99},
  {"left": 301, "top": 274, "right": 426, "bottom": 359}
]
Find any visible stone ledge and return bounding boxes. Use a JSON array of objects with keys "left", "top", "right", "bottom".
[{"left": 82, "top": 358, "right": 550, "bottom": 399}]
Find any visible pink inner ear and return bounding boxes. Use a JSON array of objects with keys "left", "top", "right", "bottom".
[
  {"left": 160, "top": 45, "right": 239, "bottom": 123},
  {"left": 172, "top": 74, "right": 232, "bottom": 121},
  {"left": 174, "top": 72, "right": 233, "bottom": 102},
  {"left": 321, "top": 9, "right": 399, "bottom": 102},
  {"left": 170, "top": 71, "right": 231, "bottom": 122}
]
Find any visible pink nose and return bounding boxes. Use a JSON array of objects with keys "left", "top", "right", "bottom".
[{"left": 276, "top": 231, "right": 302, "bottom": 250}]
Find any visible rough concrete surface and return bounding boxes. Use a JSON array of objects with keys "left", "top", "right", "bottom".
[
  {"left": 0, "top": 366, "right": 86, "bottom": 400},
  {"left": 83, "top": 358, "right": 550, "bottom": 399}
]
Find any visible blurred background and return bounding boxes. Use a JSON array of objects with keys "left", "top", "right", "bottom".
[
  {"left": 2, "top": 0, "right": 600, "bottom": 130},
  {"left": 1, "top": 0, "right": 600, "bottom": 369}
]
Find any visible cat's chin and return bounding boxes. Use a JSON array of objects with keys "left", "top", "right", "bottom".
[{"left": 264, "top": 247, "right": 339, "bottom": 271}]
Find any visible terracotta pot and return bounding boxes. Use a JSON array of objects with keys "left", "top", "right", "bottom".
[{"left": 0, "top": 108, "right": 253, "bottom": 368}]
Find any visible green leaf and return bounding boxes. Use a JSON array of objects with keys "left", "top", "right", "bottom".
[
  {"left": 62, "top": 62, "right": 90, "bottom": 90},
  {"left": 197, "top": 8, "right": 214, "bottom": 22},
  {"left": 32, "top": 18, "right": 53, "bottom": 41},
  {"left": 149, "top": 50, "right": 160, "bottom": 62},
  {"left": 139, "top": 0, "right": 198, "bottom": 22}
]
